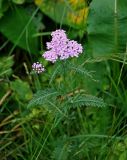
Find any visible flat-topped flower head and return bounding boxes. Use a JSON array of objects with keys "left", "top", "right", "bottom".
[
  {"left": 66, "top": 40, "right": 83, "bottom": 57},
  {"left": 43, "top": 29, "right": 83, "bottom": 62},
  {"left": 43, "top": 50, "right": 58, "bottom": 63},
  {"left": 51, "top": 29, "right": 67, "bottom": 40},
  {"left": 32, "top": 62, "right": 45, "bottom": 74},
  {"left": 46, "top": 29, "right": 68, "bottom": 51},
  {"left": 32, "top": 30, "right": 83, "bottom": 73}
]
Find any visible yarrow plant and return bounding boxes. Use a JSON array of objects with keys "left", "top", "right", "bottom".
[
  {"left": 32, "top": 62, "right": 45, "bottom": 74},
  {"left": 32, "top": 29, "right": 83, "bottom": 73},
  {"left": 43, "top": 29, "right": 83, "bottom": 62}
]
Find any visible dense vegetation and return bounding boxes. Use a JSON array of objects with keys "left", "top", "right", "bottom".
[{"left": 0, "top": 0, "right": 127, "bottom": 159}]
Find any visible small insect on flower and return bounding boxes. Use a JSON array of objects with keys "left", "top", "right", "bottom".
[{"left": 32, "top": 62, "right": 45, "bottom": 74}]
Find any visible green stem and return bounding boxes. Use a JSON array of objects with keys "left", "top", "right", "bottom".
[{"left": 114, "top": 0, "right": 118, "bottom": 53}]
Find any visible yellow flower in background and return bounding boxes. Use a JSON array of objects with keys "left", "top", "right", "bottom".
[
  {"left": 34, "top": 0, "right": 89, "bottom": 28},
  {"left": 34, "top": 0, "right": 43, "bottom": 5},
  {"left": 68, "top": 7, "right": 89, "bottom": 25},
  {"left": 69, "top": 0, "right": 79, "bottom": 6},
  {"left": 67, "top": 0, "right": 89, "bottom": 25},
  {"left": 69, "top": 0, "right": 86, "bottom": 9}
]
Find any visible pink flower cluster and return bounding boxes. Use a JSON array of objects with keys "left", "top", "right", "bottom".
[
  {"left": 32, "top": 29, "right": 83, "bottom": 73},
  {"left": 32, "top": 62, "right": 45, "bottom": 74},
  {"left": 43, "top": 29, "right": 83, "bottom": 63}
]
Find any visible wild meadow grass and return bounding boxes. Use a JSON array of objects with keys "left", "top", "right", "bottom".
[{"left": 0, "top": 0, "right": 127, "bottom": 160}]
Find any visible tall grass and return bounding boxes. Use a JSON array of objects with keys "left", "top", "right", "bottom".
[{"left": 0, "top": 0, "right": 127, "bottom": 160}]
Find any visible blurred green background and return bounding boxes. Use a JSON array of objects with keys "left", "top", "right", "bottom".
[{"left": 0, "top": 0, "right": 127, "bottom": 159}]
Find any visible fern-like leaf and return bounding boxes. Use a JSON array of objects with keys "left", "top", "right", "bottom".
[
  {"left": 68, "top": 94, "right": 106, "bottom": 108},
  {"left": 28, "top": 88, "right": 59, "bottom": 108},
  {"left": 67, "top": 62, "right": 95, "bottom": 79}
]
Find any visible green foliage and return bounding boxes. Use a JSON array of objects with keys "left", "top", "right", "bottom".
[
  {"left": 0, "top": 0, "right": 9, "bottom": 18},
  {"left": 67, "top": 62, "right": 94, "bottom": 79},
  {"left": 52, "top": 136, "right": 71, "bottom": 160},
  {"left": 28, "top": 88, "right": 59, "bottom": 108},
  {"left": 87, "top": 0, "right": 127, "bottom": 57},
  {"left": 0, "top": 56, "right": 14, "bottom": 77},
  {"left": 28, "top": 60, "right": 106, "bottom": 113},
  {"left": 1, "top": 0, "right": 127, "bottom": 160},
  {"left": 11, "top": 79, "right": 33, "bottom": 101},
  {"left": 108, "top": 138, "right": 127, "bottom": 160},
  {"left": 83, "top": 61, "right": 109, "bottom": 94},
  {"left": 69, "top": 94, "right": 106, "bottom": 108},
  {"left": 35, "top": 0, "right": 89, "bottom": 29},
  {"left": 12, "top": 0, "right": 25, "bottom": 5},
  {"left": 0, "top": 6, "right": 39, "bottom": 54}
]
